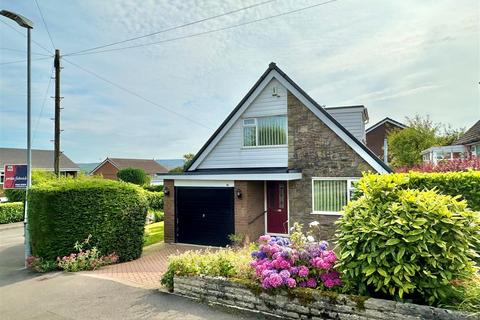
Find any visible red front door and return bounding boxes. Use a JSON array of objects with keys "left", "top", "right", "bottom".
[{"left": 266, "top": 181, "right": 288, "bottom": 234}]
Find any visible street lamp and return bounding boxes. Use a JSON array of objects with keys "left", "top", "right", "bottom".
[{"left": 1, "top": 10, "right": 34, "bottom": 265}]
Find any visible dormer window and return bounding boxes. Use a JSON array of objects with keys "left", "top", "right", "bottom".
[{"left": 243, "top": 115, "right": 287, "bottom": 147}]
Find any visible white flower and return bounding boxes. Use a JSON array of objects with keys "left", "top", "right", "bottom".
[
  {"left": 307, "top": 235, "right": 315, "bottom": 242},
  {"left": 309, "top": 221, "right": 320, "bottom": 227}
]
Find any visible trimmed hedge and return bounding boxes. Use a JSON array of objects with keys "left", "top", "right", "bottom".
[
  {"left": 145, "top": 191, "right": 164, "bottom": 210},
  {"left": 0, "top": 202, "right": 24, "bottom": 224},
  {"left": 28, "top": 177, "right": 148, "bottom": 262},
  {"left": 117, "top": 167, "right": 151, "bottom": 186},
  {"left": 356, "top": 171, "right": 480, "bottom": 211}
]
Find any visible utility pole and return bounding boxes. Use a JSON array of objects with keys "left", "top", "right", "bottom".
[{"left": 54, "top": 49, "right": 61, "bottom": 177}]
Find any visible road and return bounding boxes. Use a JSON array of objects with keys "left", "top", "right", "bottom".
[{"left": 0, "top": 224, "right": 263, "bottom": 320}]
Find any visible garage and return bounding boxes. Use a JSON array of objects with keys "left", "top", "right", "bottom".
[{"left": 175, "top": 187, "right": 234, "bottom": 247}]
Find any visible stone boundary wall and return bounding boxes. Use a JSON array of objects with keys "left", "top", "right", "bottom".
[{"left": 173, "top": 276, "right": 474, "bottom": 320}]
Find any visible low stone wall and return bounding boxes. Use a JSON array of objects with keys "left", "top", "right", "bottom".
[{"left": 173, "top": 276, "right": 474, "bottom": 320}]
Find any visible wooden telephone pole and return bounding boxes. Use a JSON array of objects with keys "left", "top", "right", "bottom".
[{"left": 53, "top": 49, "right": 61, "bottom": 176}]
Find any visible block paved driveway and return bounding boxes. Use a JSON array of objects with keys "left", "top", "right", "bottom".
[
  {"left": 0, "top": 224, "right": 263, "bottom": 320},
  {"left": 87, "top": 242, "right": 208, "bottom": 289}
]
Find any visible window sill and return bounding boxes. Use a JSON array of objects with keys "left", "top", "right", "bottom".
[
  {"left": 242, "top": 145, "right": 288, "bottom": 149},
  {"left": 311, "top": 211, "right": 343, "bottom": 216}
]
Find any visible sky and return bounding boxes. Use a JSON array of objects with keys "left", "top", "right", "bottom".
[{"left": 0, "top": 0, "right": 479, "bottom": 163}]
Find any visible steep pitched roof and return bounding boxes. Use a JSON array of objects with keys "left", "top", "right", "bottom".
[
  {"left": 186, "top": 63, "right": 391, "bottom": 173},
  {"left": 0, "top": 147, "right": 79, "bottom": 171},
  {"left": 91, "top": 158, "right": 168, "bottom": 175},
  {"left": 453, "top": 120, "right": 480, "bottom": 145},
  {"left": 366, "top": 117, "right": 407, "bottom": 134}
]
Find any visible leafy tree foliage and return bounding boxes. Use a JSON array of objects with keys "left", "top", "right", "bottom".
[
  {"left": 388, "top": 115, "right": 464, "bottom": 168},
  {"left": 116, "top": 167, "right": 150, "bottom": 185}
]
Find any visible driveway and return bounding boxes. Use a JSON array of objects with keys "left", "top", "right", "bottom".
[{"left": 0, "top": 225, "right": 263, "bottom": 320}]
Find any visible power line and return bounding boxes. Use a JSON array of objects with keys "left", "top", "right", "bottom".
[
  {"left": 0, "top": 47, "right": 50, "bottom": 56},
  {"left": 33, "top": 65, "right": 55, "bottom": 144},
  {"left": 0, "top": 56, "right": 52, "bottom": 66},
  {"left": 63, "top": 0, "right": 277, "bottom": 56},
  {"left": 34, "top": 0, "right": 56, "bottom": 51},
  {"left": 0, "top": 19, "right": 53, "bottom": 54},
  {"left": 64, "top": 0, "right": 338, "bottom": 57},
  {"left": 62, "top": 58, "right": 212, "bottom": 130}
]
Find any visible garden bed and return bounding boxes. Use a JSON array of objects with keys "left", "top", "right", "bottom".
[{"left": 173, "top": 275, "right": 473, "bottom": 320}]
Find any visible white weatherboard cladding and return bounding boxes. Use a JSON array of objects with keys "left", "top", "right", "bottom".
[
  {"left": 326, "top": 108, "right": 366, "bottom": 142},
  {"left": 198, "top": 79, "right": 288, "bottom": 169}
]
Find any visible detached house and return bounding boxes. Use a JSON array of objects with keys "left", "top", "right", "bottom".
[
  {"left": 91, "top": 158, "right": 168, "bottom": 180},
  {"left": 160, "top": 63, "right": 390, "bottom": 247}
]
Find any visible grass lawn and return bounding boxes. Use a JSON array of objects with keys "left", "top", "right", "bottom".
[{"left": 144, "top": 221, "right": 164, "bottom": 247}]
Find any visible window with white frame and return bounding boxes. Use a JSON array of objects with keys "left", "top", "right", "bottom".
[
  {"left": 243, "top": 115, "right": 287, "bottom": 147},
  {"left": 0, "top": 171, "right": 3, "bottom": 185},
  {"left": 312, "top": 178, "right": 357, "bottom": 214}
]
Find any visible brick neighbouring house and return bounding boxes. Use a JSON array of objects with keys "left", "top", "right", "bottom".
[
  {"left": 365, "top": 117, "right": 407, "bottom": 162},
  {"left": 159, "top": 63, "right": 391, "bottom": 247},
  {"left": 90, "top": 158, "right": 168, "bottom": 180}
]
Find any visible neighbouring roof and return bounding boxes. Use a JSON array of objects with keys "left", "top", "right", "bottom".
[
  {"left": 366, "top": 117, "right": 407, "bottom": 134},
  {"left": 453, "top": 120, "right": 480, "bottom": 145},
  {"left": 91, "top": 158, "right": 168, "bottom": 175},
  {"left": 185, "top": 62, "right": 391, "bottom": 173},
  {"left": 0, "top": 147, "right": 79, "bottom": 171}
]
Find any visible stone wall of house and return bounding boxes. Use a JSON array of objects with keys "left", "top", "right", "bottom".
[
  {"left": 287, "top": 92, "right": 374, "bottom": 240},
  {"left": 174, "top": 276, "right": 471, "bottom": 320},
  {"left": 234, "top": 181, "right": 265, "bottom": 243},
  {"left": 163, "top": 179, "right": 175, "bottom": 243}
]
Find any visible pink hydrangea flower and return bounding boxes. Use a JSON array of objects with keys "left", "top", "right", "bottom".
[
  {"left": 286, "top": 278, "right": 296, "bottom": 288},
  {"left": 259, "top": 235, "right": 271, "bottom": 242},
  {"left": 298, "top": 266, "right": 309, "bottom": 277},
  {"left": 279, "top": 270, "right": 291, "bottom": 280},
  {"left": 267, "top": 273, "right": 283, "bottom": 288},
  {"left": 306, "top": 278, "right": 317, "bottom": 288}
]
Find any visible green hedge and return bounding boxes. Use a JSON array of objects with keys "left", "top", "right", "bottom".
[
  {"left": 144, "top": 191, "right": 164, "bottom": 210},
  {"left": 356, "top": 171, "right": 480, "bottom": 211},
  {"left": 0, "top": 202, "right": 24, "bottom": 224},
  {"left": 28, "top": 177, "right": 148, "bottom": 262}
]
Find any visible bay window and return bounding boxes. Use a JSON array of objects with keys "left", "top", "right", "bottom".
[
  {"left": 312, "top": 178, "right": 357, "bottom": 214},
  {"left": 243, "top": 115, "right": 287, "bottom": 147}
]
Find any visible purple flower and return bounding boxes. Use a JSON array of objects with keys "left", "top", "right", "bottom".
[
  {"left": 267, "top": 273, "right": 283, "bottom": 288},
  {"left": 279, "top": 270, "right": 291, "bottom": 280},
  {"left": 319, "top": 241, "right": 328, "bottom": 251},
  {"left": 298, "top": 281, "right": 307, "bottom": 288},
  {"left": 286, "top": 278, "right": 296, "bottom": 288},
  {"left": 306, "top": 278, "right": 317, "bottom": 288}
]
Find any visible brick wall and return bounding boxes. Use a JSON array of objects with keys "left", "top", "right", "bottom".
[
  {"left": 92, "top": 161, "right": 118, "bottom": 180},
  {"left": 287, "top": 92, "right": 374, "bottom": 240},
  {"left": 163, "top": 179, "right": 175, "bottom": 243},
  {"left": 234, "top": 181, "right": 265, "bottom": 243}
]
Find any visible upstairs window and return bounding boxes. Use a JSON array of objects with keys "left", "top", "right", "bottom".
[
  {"left": 312, "top": 178, "right": 357, "bottom": 214},
  {"left": 243, "top": 115, "right": 287, "bottom": 147}
]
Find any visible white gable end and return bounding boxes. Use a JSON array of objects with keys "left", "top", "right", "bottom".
[{"left": 197, "top": 79, "right": 288, "bottom": 169}]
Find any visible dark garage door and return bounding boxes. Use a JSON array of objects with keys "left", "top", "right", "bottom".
[{"left": 176, "top": 187, "right": 234, "bottom": 247}]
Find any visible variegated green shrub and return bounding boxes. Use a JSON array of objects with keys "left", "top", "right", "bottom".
[{"left": 336, "top": 174, "right": 480, "bottom": 305}]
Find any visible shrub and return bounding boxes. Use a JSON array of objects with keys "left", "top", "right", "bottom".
[
  {"left": 4, "top": 170, "right": 55, "bottom": 202},
  {"left": 117, "top": 167, "right": 151, "bottom": 186},
  {"left": 336, "top": 174, "right": 480, "bottom": 305},
  {"left": 144, "top": 191, "right": 164, "bottom": 210},
  {"left": 28, "top": 177, "right": 148, "bottom": 262},
  {"left": 26, "top": 256, "right": 58, "bottom": 273},
  {"left": 143, "top": 184, "right": 163, "bottom": 192},
  {"left": 152, "top": 210, "right": 164, "bottom": 222},
  {"left": 396, "top": 158, "right": 480, "bottom": 173},
  {"left": 356, "top": 171, "right": 480, "bottom": 211},
  {"left": 161, "top": 246, "right": 254, "bottom": 291},
  {"left": 0, "top": 202, "right": 23, "bottom": 224}
]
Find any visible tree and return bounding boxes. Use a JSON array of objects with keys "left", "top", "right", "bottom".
[
  {"left": 169, "top": 153, "right": 195, "bottom": 173},
  {"left": 387, "top": 115, "right": 464, "bottom": 168},
  {"left": 116, "top": 167, "right": 151, "bottom": 185}
]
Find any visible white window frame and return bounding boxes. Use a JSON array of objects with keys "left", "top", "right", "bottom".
[
  {"left": 0, "top": 171, "right": 3, "bottom": 185},
  {"left": 242, "top": 115, "right": 288, "bottom": 148},
  {"left": 311, "top": 177, "right": 358, "bottom": 215}
]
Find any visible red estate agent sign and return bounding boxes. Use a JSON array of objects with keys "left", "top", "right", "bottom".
[{"left": 3, "top": 164, "right": 28, "bottom": 189}]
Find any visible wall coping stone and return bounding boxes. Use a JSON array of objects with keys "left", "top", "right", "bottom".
[{"left": 173, "top": 275, "right": 477, "bottom": 320}]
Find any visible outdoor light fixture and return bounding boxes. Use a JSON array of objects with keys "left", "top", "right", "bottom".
[
  {"left": 164, "top": 186, "right": 170, "bottom": 196},
  {"left": 1, "top": 9, "right": 34, "bottom": 266},
  {"left": 236, "top": 188, "right": 242, "bottom": 199}
]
